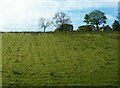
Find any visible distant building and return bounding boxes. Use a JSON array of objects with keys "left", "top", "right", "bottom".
[
  {"left": 104, "top": 25, "right": 112, "bottom": 31},
  {"left": 100, "top": 25, "right": 112, "bottom": 31}
]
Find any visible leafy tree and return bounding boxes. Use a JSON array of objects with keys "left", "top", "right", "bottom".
[
  {"left": 38, "top": 17, "right": 51, "bottom": 32},
  {"left": 112, "top": 20, "right": 120, "bottom": 31},
  {"left": 53, "top": 12, "right": 71, "bottom": 31},
  {"left": 54, "top": 24, "right": 73, "bottom": 32},
  {"left": 84, "top": 10, "right": 107, "bottom": 31}
]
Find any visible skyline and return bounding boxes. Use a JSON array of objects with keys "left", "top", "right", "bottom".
[{"left": 0, "top": 0, "right": 119, "bottom": 32}]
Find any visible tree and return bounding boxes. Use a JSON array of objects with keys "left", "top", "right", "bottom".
[
  {"left": 54, "top": 24, "right": 73, "bottom": 32},
  {"left": 53, "top": 12, "right": 71, "bottom": 31},
  {"left": 112, "top": 20, "right": 120, "bottom": 31},
  {"left": 84, "top": 10, "right": 107, "bottom": 31},
  {"left": 38, "top": 18, "right": 51, "bottom": 32}
]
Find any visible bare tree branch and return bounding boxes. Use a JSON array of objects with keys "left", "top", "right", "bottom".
[{"left": 38, "top": 18, "right": 52, "bottom": 32}]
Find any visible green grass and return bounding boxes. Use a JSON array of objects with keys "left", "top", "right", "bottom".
[{"left": 2, "top": 32, "right": 119, "bottom": 86}]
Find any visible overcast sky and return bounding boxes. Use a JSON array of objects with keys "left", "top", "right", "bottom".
[{"left": 0, "top": 0, "right": 119, "bottom": 32}]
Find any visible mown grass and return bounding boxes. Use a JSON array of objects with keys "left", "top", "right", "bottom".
[{"left": 2, "top": 32, "right": 119, "bottom": 86}]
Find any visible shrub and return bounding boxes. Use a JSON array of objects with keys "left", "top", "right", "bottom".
[
  {"left": 54, "top": 28, "right": 62, "bottom": 32},
  {"left": 112, "top": 20, "right": 120, "bottom": 31},
  {"left": 54, "top": 24, "right": 73, "bottom": 32},
  {"left": 77, "top": 25, "right": 93, "bottom": 32}
]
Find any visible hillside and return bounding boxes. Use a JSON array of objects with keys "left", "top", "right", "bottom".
[{"left": 2, "top": 32, "right": 119, "bottom": 86}]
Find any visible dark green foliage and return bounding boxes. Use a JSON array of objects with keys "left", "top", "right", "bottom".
[
  {"left": 84, "top": 10, "right": 107, "bottom": 31},
  {"left": 54, "top": 28, "right": 62, "bottom": 32},
  {"left": 53, "top": 12, "right": 71, "bottom": 30},
  {"left": 54, "top": 24, "right": 73, "bottom": 32},
  {"left": 112, "top": 20, "right": 120, "bottom": 31},
  {"left": 77, "top": 25, "right": 93, "bottom": 32},
  {"left": 103, "top": 25, "right": 112, "bottom": 31}
]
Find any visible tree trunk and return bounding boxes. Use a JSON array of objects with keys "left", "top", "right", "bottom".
[
  {"left": 43, "top": 27, "right": 45, "bottom": 32},
  {"left": 96, "top": 24, "right": 99, "bottom": 31},
  {"left": 61, "top": 23, "right": 64, "bottom": 31}
]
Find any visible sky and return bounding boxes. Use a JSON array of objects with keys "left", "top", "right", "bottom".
[{"left": 0, "top": 0, "right": 119, "bottom": 32}]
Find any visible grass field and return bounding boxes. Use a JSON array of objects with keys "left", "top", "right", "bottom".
[{"left": 2, "top": 32, "right": 119, "bottom": 86}]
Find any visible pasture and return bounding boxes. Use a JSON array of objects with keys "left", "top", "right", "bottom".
[{"left": 2, "top": 32, "right": 119, "bottom": 86}]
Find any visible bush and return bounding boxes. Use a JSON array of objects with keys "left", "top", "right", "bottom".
[
  {"left": 54, "top": 24, "right": 73, "bottom": 32},
  {"left": 112, "top": 20, "right": 120, "bottom": 31},
  {"left": 77, "top": 25, "right": 93, "bottom": 32},
  {"left": 54, "top": 28, "right": 62, "bottom": 32}
]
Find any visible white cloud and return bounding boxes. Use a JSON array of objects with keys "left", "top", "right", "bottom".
[
  {"left": 96, "top": 0, "right": 119, "bottom": 2},
  {"left": 0, "top": 0, "right": 60, "bottom": 31},
  {"left": 106, "top": 14, "right": 117, "bottom": 21},
  {"left": 0, "top": 0, "right": 118, "bottom": 31}
]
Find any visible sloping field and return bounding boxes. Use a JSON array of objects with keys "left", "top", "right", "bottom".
[{"left": 2, "top": 32, "right": 119, "bottom": 86}]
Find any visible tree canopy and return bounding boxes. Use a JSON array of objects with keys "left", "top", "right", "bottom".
[
  {"left": 112, "top": 20, "right": 120, "bottom": 31},
  {"left": 53, "top": 12, "right": 71, "bottom": 31},
  {"left": 37, "top": 10, "right": 118, "bottom": 32},
  {"left": 84, "top": 10, "right": 107, "bottom": 31}
]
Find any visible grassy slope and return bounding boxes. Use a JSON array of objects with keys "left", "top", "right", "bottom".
[{"left": 2, "top": 32, "right": 118, "bottom": 86}]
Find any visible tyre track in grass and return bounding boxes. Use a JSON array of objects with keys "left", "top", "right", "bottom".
[
  {"left": 2, "top": 33, "right": 29, "bottom": 86},
  {"left": 43, "top": 33, "right": 83, "bottom": 85},
  {"left": 17, "top": 33, "right": 36, "bottom": 73},
  {"left": 27, "top": 33, "right": 75, "bottom": 85},
  {"left": 41, "top": 33, "right": 64, "bottom": 74},
  {"left": 31, "top": 34, "right": 57, "bottom": 78},
  {"left": 3, "top": 33, "right": 23, "bottom": 60},
  {"left": 40, "top": 33, "right": 71, "bottom": 85},
  {"left": 51, "top": 32, "right": 118, "bottom": 85},
  {"left": 2, "top": 32, "right": 118, "bottom": 86},
  {"left": 53, "top": 33, "right": 90, "bottom": 84},
  {"left": 17, "top": 33, "right": 52, "bottom": 85},
  {"left": 3, "top": 33, "right": 24, "bottom": 64},
  {"left": 57, "top": 33, "right": 96, "bottom": 85},
  {"left": 2, "top": 33, "right": 14, "bottom": 57},
  {"left": 16, "top": 33, "right": 39, "bottom": 86},
  {"left": 3, "top": 33, "right": 34, "bottom": 85},
  {"left": 26, "top": 34, "right": 42, "bottom": 75},
  {"left": 6, "top": 33, "right": 42, "bottom": 86},
  {"left": 19, "top": 33, "right": 58, "bottom": 85}
]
